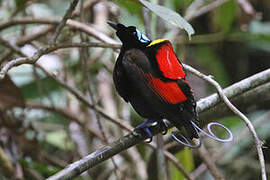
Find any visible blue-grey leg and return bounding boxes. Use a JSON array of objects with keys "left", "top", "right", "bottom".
[{"left": 134, "top": 120, "right": 153, "bottom": 143}]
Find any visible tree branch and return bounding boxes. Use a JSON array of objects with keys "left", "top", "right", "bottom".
[
  {"left": 200, "top": 82, "right": 270, "bottom": 122},
  {"left": 195, "top": 68, "right": 270, "bottom": 114}
]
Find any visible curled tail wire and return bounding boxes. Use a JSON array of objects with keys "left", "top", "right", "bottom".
[
  {"left": 171, "top": 126, "right": 202, "bottom": 149},
  {"left": 171, "top": 121, "right": 233, "bottom": 149}
]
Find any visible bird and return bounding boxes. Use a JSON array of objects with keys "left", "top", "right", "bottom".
[{"left": 108, "top": 22, "right": 233, "bottom": 148}]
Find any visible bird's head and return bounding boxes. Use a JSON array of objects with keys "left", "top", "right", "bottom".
[{"left": 108, "top": 22, "right": 151, "bottom": 49}]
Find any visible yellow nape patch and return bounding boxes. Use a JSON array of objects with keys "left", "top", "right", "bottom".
[{"left": 147, "top": 39, "right": 168, "bottom": 47}]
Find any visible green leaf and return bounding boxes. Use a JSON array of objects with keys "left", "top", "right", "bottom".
[
  {"left": 173, "top": 0, "right": 193, "bottom": 10},
  {"left": 214, "top": 0, "right": 237, "bottom": 33},
  {"left": 139, "top": 0, "right": 195, "bottom": 39},
  {"left": 171, "top": 147, "right": 194, "bottom": 180}
]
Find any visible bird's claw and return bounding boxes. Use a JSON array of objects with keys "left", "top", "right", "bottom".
[{"left": 160, "top": 120, "right": 168, "bottom": 135}]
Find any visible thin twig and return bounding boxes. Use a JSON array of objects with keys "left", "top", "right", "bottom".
[
  {"left": 0, "top": 26, "right": 54, "bottom": 65},
  {"left": 185, "top": 0, "right": 231, "bottom": 21},
  {"left": 26, "top": 101, "right": 105, "bottom": 141},
  {"left": 67, "top": 19, "right": 119, "bottom": 44},
  {"left": 0, "top": 46, "right": 48, "bottom": 79},
  {"left": 49, "top": 0, "right": 79, "bottom": 44},
  {"left": 184, "top": 64, "right": 267, "bottom": 180},
  {"left": 0, "top": 41, "right": 120, "bottom": 80},
  {"left": 0, "top": 17, "right": 118, "bottom": 44},
  {"left": 0, "top": 37, "right": 27, "bottom": 57},
  {"left": 72, "top": 0, "right": 101, "bottom": 17},
  {"left": 0, "top": 18, "right": 60, "bottom": 31},
  {"left": 163, "top": 150, "right": 193, "bottom": 180},
  {"left": 36, "top": 64, "right": 133, "bottom": 132},
  {"left": 197, "top": 144, "right": 225, "bottom": 180},
  {"left": 17, "top": 26, "right": 55, "bottom": 46},
  {"left": 237, "top": 0, "right": 255, "bottom": 16}
]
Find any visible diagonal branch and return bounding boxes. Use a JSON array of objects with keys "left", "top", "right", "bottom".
[
  {"left": 197, "top": 144, "right": 225, "bottom": 180},
  {"left": 46, "top": 68, "right": 270, "bottom": 180},
  {"left": 185, "top": 0, "right": 231, "bottom": 21}
]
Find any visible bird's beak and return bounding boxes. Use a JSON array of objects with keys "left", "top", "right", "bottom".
[{"left": 107, "top": 21, "right": 118, "bottom": 31}]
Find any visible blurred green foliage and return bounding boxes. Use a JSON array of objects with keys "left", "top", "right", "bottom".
[
  {"left": 214, "top": 0, "right": 237, "bottom": 33},
  {"left": 171, "top": 147, "right": 194, "bottom": 180}
]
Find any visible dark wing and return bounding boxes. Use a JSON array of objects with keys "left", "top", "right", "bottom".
[{"left": 113, "top": 51, "right": 131, "bottom": 102}]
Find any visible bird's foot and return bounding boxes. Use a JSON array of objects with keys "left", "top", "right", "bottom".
[{"left": 134, "top": 120, "right": 153, "bottom": 143}]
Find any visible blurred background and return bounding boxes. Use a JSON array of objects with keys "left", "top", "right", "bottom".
[{"left": 0, "top": 0, "right": 270, "bottom": 179}]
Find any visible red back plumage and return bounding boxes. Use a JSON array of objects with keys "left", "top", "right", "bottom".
[
  {"left": 146, "top": 74, "right": 187, "bottom": 104},
  {"left": 155, "top": 41, "right": 186, "bottom": 79}
]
